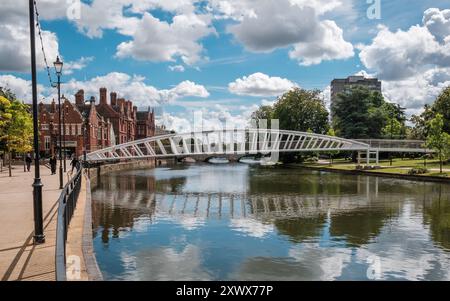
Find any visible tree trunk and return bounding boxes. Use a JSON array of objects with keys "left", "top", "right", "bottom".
[
  {"left": 23, "top": 153, "right": 26, "bottom": 172},
  {"left": 440, "top": 152, "right": 443, "bottom": 174},
  {"left": 8, "top": 151, "right": 12, "bottom": 177}
]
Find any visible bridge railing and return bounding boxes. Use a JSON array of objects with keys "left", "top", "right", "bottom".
[
  {"left": 55, "top": 163, "right": 83, "bottom": 281},
  {"left": 355, "top": 139, "right": 427, "bottom": 151}
]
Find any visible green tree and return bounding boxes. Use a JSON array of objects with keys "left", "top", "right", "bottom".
[
  {"left": 333, "top": 86, "right": 388, "bottom": 139},
  {"left": 272, "top": 88, "right": 329, "bottom": 134},
  {"left": 382, "top": 117, "right": 403, "bottom": 138},
  {"left": 433, "top": 86, "right": 450, "bottom": 133},
  {"left": 0, "top": 94, "right": 33, "bottom": 177},
  {"left": 251, "top": 105, "right": 274, "bottom": 128},
  {"left": 426, "top": 114, "right": 450, "bottom": 173},
  {"left": 326, "top": 128, "right": 339, "bottom": 165}
]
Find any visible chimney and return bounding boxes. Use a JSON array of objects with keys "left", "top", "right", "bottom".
[
  {"left": 100, "top": 87, "right": 107, "bottom": 105},
  {"left": 110, "top": 92, "right": 117, "bottom": 106},
  {"left": 51, "top": 99, "right": 56, "bottom": 113},
  {"left": 75, "top": 90, "right": 84, "bottom": 105},
  {"left": 118, "top": 98, "right": 125, "bottom": 112}
]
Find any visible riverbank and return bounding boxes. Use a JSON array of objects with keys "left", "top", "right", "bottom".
[
  {"left": 291, "top": 158, "right": 450, "bottom": 183},
  {"left": 65, "top": 159, "right": 156, "bottom": 281}
]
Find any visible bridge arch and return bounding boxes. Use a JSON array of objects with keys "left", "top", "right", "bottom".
[{"left": 86, "top": 129, "right": 371, "bottom": 162}]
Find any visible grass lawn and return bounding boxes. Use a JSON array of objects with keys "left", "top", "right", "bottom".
[{"left": 300, "top": 158, "right": 449, "bottom": 178}]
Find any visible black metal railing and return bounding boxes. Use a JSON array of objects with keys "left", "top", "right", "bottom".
[{"left": 55, "top": 163, "right": 83, "bottom": 281}]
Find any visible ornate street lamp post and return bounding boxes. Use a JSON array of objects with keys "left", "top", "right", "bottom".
[
  {"left": 54, "top": 56, "right": 64, "bottom": 189},
  {"left": 29, "top": 0, "right": 45, "bottom": 244}
]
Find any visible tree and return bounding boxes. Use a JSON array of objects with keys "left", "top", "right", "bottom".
[
  {"left": 251, "top": 105, "right": 274, "bottom": 128},
  {"left": 272, "top": 88, "right": 329, "bottom": 134},
  {"left": 426, "top": 114, "right": 450, "bottom": 173},
  {"left": 382, "top": 117, "right": 403, "bottom": 138},
  {"left": 333, "top": 87, "right": 388, "bottom": 139},
  {"left": 433, "top": 86, "right": 450, "bottom": 133},
  {"left": 411, "top": 86, "right": 450, "bottom": 139},
  {"left": 250, "top": 88, "right": 330, "bottom": 163},
  {"left": 326, "top": 128, "right": 339, "bottom": 165},
  {"left": 0, "top": 92, "right": 33, "bottom": 177}
]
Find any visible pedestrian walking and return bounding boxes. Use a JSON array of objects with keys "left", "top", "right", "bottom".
[
  {"left": 70, "top": 156, "right": 80, "bottom": 173},
  {"left": 50, "top": 155, "right": 57, "bottom": 175},
  {"left": 25, "top": 154, "right": 32, "bottom": 172}
]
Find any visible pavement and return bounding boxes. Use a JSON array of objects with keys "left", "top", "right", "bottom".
[{"left": 0, "top": 162, "right": 70, "bottom": 281}]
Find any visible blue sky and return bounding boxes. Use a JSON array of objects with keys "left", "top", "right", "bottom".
[{"left": 1, "top": 0, "right": 450, "bottom": 131}]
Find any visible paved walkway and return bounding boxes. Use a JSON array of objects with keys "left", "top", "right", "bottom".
[{"left": 0, "top": 163, "right": 69, "bottom": 281}]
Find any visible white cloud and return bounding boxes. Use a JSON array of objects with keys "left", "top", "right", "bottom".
[
  {"left": 0, "top": 72, "right": 209, "bottom": 107},
  {"left": 116, "top": 12, "right": 215, "bottom": 65},
  {"left": 289, "top": 20, "right": 354, "bottom": 66},
  {"left": 423, "top": 8, "right": 450, "bottom": 42},
  {"left": 359, "top": 8, "right": 450, "bottom": 113},
  {"left": 0, "top": 0, "right": 62, "bottom": 73},
  {"left": 221, "top": 0, "right": 353, "bottom": 65},
  {"left": 228, "top": 73, "right": 297, "bottom": 97},
  {"left": 168, "top": 65, "right": 185, "bottom": 72},
  {"left": 63, "top": 56, "right": 94, "bottom": 75},
  {"left": 0, "top": 74, "right": 46, "bottom": 102}
]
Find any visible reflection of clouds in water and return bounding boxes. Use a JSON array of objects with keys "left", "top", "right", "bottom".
[
  {"left": 182, "top": 165, "right": 249, "bottom": 193},
  {"left": 170, "top": 215, "right": 206, "bottom": 231},
  {"left": 354, "top": 202, "right": 450, "bottom": 281},
  {"left": 229, "top": 218, "right": 274, "bottom": 238},
  {"left": 288, "top": 244, "right": 352, "bottom": 281},
  {"left": 121, "top": 245, "right": 213, "bottom": 281}
]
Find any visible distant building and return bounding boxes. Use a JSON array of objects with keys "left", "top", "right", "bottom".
[
  {"left": 38, "top": 96, "right": 111, "bottom": 158},
  {"left": 38, "top": 87, "right": 156, "bottom": 158},
  {"left": 330, "top": 75, "right": 382, "bottom": 116}
]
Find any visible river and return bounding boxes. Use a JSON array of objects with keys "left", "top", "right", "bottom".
[{"left": 91, "top": 164, "right": 450, "bottom": 281}]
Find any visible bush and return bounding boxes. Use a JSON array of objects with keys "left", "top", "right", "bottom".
[{"left": 408, "top": 167, "right": 429, "bottom": 175}]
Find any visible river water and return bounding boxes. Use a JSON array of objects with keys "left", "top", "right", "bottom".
[{"left": 91, "top": 164, "right": 450, "bottom": 281}]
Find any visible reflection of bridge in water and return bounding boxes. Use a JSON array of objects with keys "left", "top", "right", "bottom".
[{"left": 92, "top": 176, "right": 437, "bottom": 223}]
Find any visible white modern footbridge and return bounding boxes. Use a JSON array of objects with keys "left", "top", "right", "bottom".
[{"left": 86, "top": 129, "right": 431, "bottom": 164}]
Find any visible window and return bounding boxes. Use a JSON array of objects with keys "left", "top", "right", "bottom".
[
  {"left": 72, "top": 124, "right": 76, "bottom": 136},
  {"left": 66, "top": 124, "right": 70, "bottom": 135},
  {"left": 41, "top": 124, "right": 49, "bottom": 131},
  {"left": 78, "top": 124, "right": 82, "bottom": 135},
  {"left": 44, "top": 136, "right": 51, "bottom": 150}
]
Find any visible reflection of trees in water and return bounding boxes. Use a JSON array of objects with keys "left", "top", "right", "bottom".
[
  {"left": 274, "top": 216, "right": 327, "bottom": 243},
  {"left": 423, "top": 184, "right": 450, "bottom": 251},
  {"left": 156, "top": 177, "right": 187, "bottom": 194}
]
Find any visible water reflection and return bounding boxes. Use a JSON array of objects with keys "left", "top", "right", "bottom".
[{"left": 92, "top": 164, "right": 450, "bottom": 280}]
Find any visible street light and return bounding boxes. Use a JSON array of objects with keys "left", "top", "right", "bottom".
[
  {"left": 29, "top": 0, "right": 45, "bottom": 244},
  {"left": 54, "top": 56, "right": 64, "bottom": 189}
]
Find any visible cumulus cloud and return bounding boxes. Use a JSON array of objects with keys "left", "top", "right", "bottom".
[
  {"left": 0, "top": 74, "right": 46, "bottom": 102},
  {"left": 158, "top": 103, "right": 258, "bottom": 133},
  {"left": 0, "top": 0, "right": 64, "bottom": 73},
  {"left": 228, "top": 73, "right": 297, "bottom": 97},
  {"left": 0, "top": 72, "right": 209, "bottom": 107},
  {"left": 359, "top": 8, "right": 450, "bottom": 113},
  {"left": 116, "top": 12, "right": 215, "bottom": 65},
  {"left": 221, "top": 0, "right": 354, "bottom": 64},
  {"left": 288, "top": 20, "right": 354, "bottom": 66}
]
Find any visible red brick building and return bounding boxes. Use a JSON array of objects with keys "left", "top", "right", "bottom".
[
  {"left": 39, "top": 95, "right": 112, "bottom": 158},
  {"left": 95, "top": 87, "right": 155, "bottom": 144},
  {"left": 38, "top": 88, "right": 155, "bottom": 158}
]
